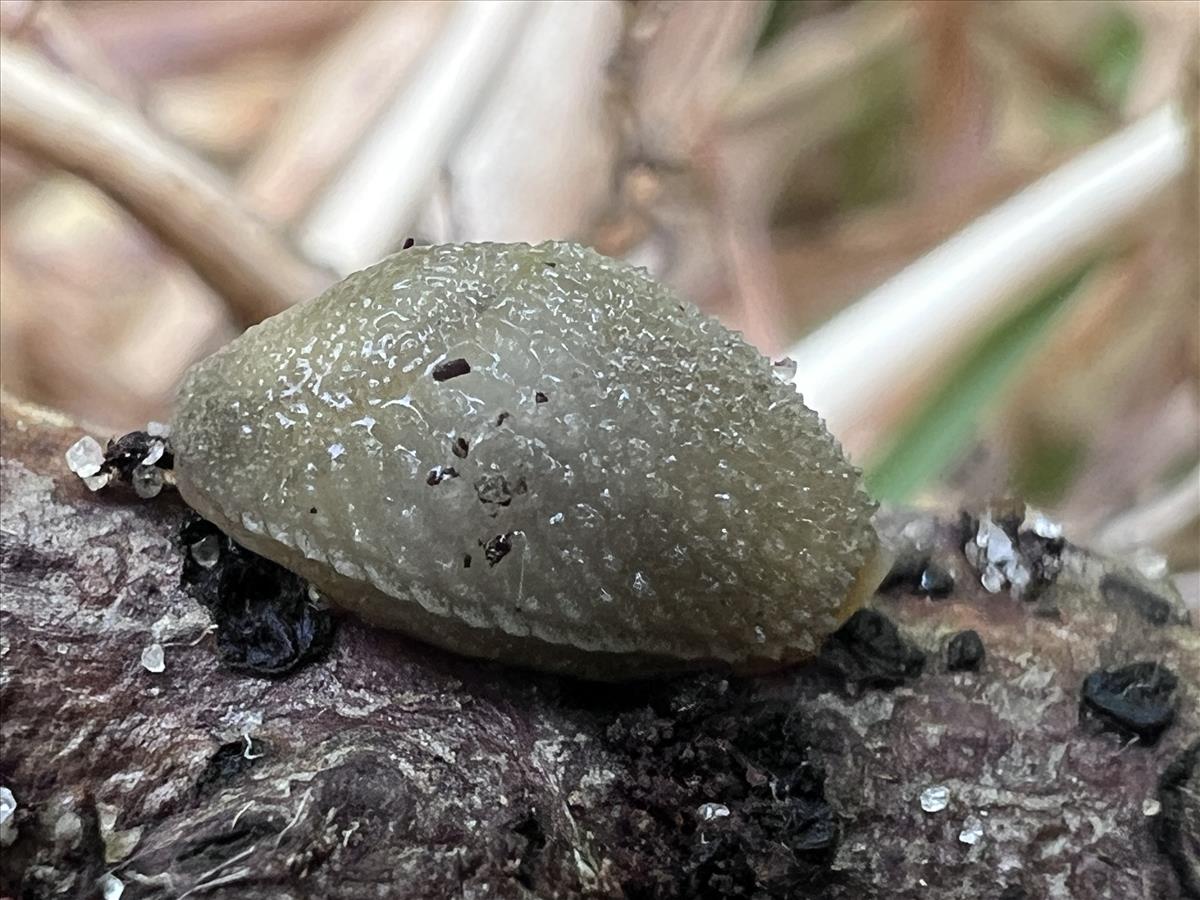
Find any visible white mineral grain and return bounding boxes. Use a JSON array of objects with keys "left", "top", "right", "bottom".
[
  {"left": 83, "top": 471, "right": 112, "bottom": 492},
  {"left": 65, "top": 435, "right": 104, "bottom": 478},
  {"left": 141, "top": 643, "right": 166, "bottom": 673},
  {"left": 0, "top": 786, "right": 16, "bottom": 847},
  {"left": 100, "top": 874, "right": 125, "bottom": 900},
  {"left": 141, "top": 439, "right": 165, "bottom": 466},
  {"left": 958, "top": 815, "right": 984, "bottom": 846},
  {"left": 1026, "top": 508, "right": 1063, "bottom": 540},
  {"left": 697, "top": 802, "right": 731, "bottom": 821},
  {"left": 919, "top": 785, "right": 950, "bottom": 813}
]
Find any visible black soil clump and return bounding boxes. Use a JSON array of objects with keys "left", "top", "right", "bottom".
[
  {"left": 946, "top": 629, "right": 985, "bottom": 672},
  {"left": 601, "top": 675, "right": 838, "bottom": 899},
  {"left": 104, "top": 430, "right": 173, "bottom": 476},
  {"left": 819, "top": 609, "right": 925, "bottom": 690},
  {"left": 1080, "top": 661, "right": 1177, "bottom": 745},
  {"left": 178, "top": 514, "right": 335, "bottom": 677}
]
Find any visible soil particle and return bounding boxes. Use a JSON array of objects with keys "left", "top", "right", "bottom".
[
  {"left": 946, "top": 629, "right": 985, "bottom": 672},
  {"left": 819, "top": 609, "right": 925, "bottom": 690},
  {"left": 1080, "top": 661, "right": 1177, "bottom": 745}
]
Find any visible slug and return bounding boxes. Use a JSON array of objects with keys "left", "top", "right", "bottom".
[{"left": 172, "top": 242, "right": 882, "bottom": 680}]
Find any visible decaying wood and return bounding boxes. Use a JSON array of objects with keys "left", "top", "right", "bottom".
[{"left": 1, "top": 398, "right": 1197, "bottom": 899}]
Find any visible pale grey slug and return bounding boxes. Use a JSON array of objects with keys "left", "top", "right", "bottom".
[{"left": 172, "top": 242, "right": 882, "bottom": 679}]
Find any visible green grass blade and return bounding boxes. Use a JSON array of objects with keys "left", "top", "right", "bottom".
[{"left": 865, "top": 265, "right": 1093, "bottom": 501}]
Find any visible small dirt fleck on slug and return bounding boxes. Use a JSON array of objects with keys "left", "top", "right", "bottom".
[
  {"left": 481, "top": 533, "right": 513, "bottom": 566},
  {"left": 474, "top": 474, "right": 513, "bottom": 512},
  {"left": 495, "top": 411, "right": 511, "bottom": 427},
  {"left": 432, "top": 358, "right": 471, "bottom": 382},
  {"left": 1080, "top": 661, "right": 1177, "bottom": 744},
  {"left": 309, "top": 506, "right": 318, "bottom": 514},
  {"left": 463, "top": 554, "right": 472, "bottom": 569},
  {"left": 452, "top": 437, "right": 469, "bottom": 459},
  {"left": 426, "top": 466, "right": 459, "bottom": 486},
  {"left": 946, "top": 629, "right": 985, "bottom": 671},
  {"left": 819, "top": 609, "right": 925, "bottom": 690},
  {"left": 535, "top": 391, "right": 549, "bottom": 404},
  {"left": 1099, "top": 573, "right": 1174, "bottom": 626},
  {"left": 401, "top": 237, "right": 415, "bottom": 250}
]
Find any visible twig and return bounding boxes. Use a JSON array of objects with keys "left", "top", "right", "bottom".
[
  {"left": 783, "top": 106, "right": 1189, "bottom": 437},
  {"left": 299, "top": 0, "right": 538, "bottom": 273},
  {"left": 0, "top": 39, "right": 334, "bottom": 326}
]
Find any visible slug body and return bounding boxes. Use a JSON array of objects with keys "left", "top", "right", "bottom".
[{"left": 173, "top": 242, "right": 878, "bottom": 679}]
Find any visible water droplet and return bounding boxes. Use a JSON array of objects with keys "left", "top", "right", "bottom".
[
  {"left": 754, "top": 625, "right": 766, "bottom": 643},
  {"left": 328, "top": 443, "right": 346, "bottom": 460},
  {"left": 146, "top": 421, "right": 171, "bottom": 438},
  {"left": 132, "top": 466, "right": 163, "bottom": 499},
  {"left": 771, "top": 358, "right": 797, "bottom": 382}
]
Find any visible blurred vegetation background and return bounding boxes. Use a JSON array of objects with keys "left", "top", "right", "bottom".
[{"left": 0, "top": 1, "right": 1196, "bottom": 584}]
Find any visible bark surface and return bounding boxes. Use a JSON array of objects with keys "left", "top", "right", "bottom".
[{"left": 1, "top": 399, "right": 1197, "bottom": 900}]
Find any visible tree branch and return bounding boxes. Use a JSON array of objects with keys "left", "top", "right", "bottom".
[{"left": 0, "top": 396, "right": 1196, "bottom": 899}]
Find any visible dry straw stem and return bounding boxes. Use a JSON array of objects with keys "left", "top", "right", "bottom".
[
  {"left": 238, "top": 1, "right": 450, "bottom": 226},
  {"left": 4, "top": 0, "right": 142, "bottom": 107},
  {"left": 0, "top": 39, "right": 334, "bottom": 326},
  {"left": 429, "top": 0, "right": 624, "bottom": 244},
  {"left": 300, "top": 1, "right": 538, "bottom": 273},
  {"left": 785, "top": 105, "right": 1190, "bottom": 439},
  {"left": 69, "top": 0, "right": 366, "bottom": 81}
]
